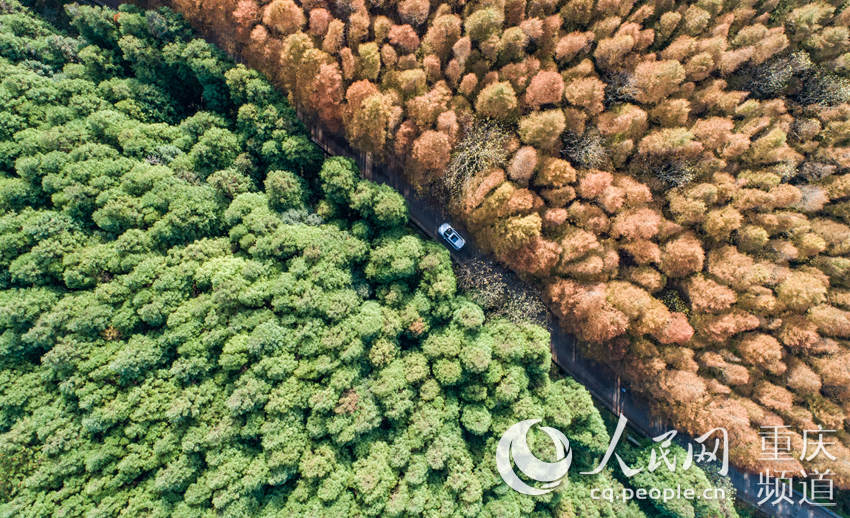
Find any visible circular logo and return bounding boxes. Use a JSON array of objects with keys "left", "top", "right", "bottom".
[{"left": 496, "top": 419, "right": 572, "bottom": 495}]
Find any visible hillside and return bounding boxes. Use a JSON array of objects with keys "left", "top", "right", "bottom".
[
  {"left": 152, "top": 0, "right": 850, "bottom": 486},
  {"left": 0, "top": 2, "right": 738, "bottom": 516}
]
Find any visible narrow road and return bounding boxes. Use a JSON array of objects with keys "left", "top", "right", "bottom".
[
  {"left": 306, "top": 125, "right": 842, "bottom": 518},
  {"left": 79, "top": 1, "right": 843, "bottom": 515}
]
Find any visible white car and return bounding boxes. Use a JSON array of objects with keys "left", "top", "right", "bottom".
[{"left": 438, "top": 223, "right": 466, "bottom": 250}]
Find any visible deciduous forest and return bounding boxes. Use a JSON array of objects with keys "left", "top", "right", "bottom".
[
  {"left": 143, "top": 0, "right": 850, "bottom": 491},
  {"left": 0, "top": 2, "right": 739, "bottom": 516}
]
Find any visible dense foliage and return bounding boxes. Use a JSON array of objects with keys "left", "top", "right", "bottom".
[
  {"left": 159, "top": 0, "right": 850, "bottom": 484},
  {"left": 0, "top": 3, "right": 737, "bottom": 517}
]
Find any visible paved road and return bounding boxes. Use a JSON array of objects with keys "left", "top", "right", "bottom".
[{"left": 79, "top": 1, "right": 843, "bottom": 515}]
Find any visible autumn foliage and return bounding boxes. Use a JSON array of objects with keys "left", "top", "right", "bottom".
[{"left": 160, "top": 0, "right": 850, "bottom": 486}]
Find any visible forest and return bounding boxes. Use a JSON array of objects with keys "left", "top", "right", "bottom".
[
  {"left": 0, "top": 1, "right": 741, "bottom": 516},
  {"left": 145, "top": 0, "right": 850, "bottom": 491}
]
